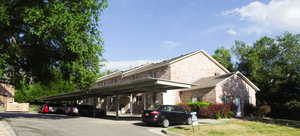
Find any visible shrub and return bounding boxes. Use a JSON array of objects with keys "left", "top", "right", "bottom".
[
  {"left": 244, "top": 103, "right": 258, "bottom": 117},
  {"left": 187, "top": 101, "right": 211, "bottom": 111},
  {"left": 258, "top": 105, "right": 271, "bottom": 117},
  {"left": 199, "top": 103, "right": 233, "bottom": 118},
  {"left": 176, "top": 103, "right": 191, "bottom": 112}
]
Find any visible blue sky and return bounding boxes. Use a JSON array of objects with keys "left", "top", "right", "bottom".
[{"left": 100, "top": 0, "right": 300, "bottom": 70}]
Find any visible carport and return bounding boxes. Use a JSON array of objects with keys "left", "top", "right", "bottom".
[{"left": 43, "top": 77, "right": 193, "bottom": 118}]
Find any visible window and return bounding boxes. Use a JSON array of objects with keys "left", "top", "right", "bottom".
[
  {"left": 150, "top": 71, "right": 157, "bottom": 78},
  {"left": 222, "top": 96, "right": 229, "bottom": 104},
  {"left": 160, "top": 106, "right": 174, "bottom": 111},
  {"left": 174, "top": 106, "right": 185, "bottom": 112},
  {"left": 191, "top": 97, "right": 197, "bottom": 102},
  {"left": 191, "top": 96, "right": 203, "bottom": 102}
]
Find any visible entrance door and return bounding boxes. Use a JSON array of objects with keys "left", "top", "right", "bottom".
[{"left": 234, "top": 98, "right": 242, "bottom": 117}]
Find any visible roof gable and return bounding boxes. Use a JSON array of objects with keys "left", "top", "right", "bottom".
[{"left": 97, "top": 50, "right": 230, "bottom": 81}]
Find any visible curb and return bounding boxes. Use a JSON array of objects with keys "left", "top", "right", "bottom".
[
  {"left": 161, "top": 129, "right": 185, "bottom": 136},
  {"left": 2, "top": 120, "right": 17, "bottom": 136}
]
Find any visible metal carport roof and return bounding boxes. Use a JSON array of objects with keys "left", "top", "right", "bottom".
[{"left": 43, "top": 78, "right": 194, "bottom": 101}]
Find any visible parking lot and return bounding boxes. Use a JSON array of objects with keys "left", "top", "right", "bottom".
[{"left": 0, "top": 112, "right": 164, "bottom": 136}]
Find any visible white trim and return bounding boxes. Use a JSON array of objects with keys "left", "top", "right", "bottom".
[
  {"left": 199, "top": 50, "right": 230, "bottom": 73},
  {"left": 235, "top": 71, "right": 260, "bottom": 91},
  {"left": 156, "top": 80, "right": 192, "bottom": 88}
]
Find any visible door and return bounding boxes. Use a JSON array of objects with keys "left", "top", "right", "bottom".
[{"left": 234, "top": 98, "right": 242, "bottom": 117}]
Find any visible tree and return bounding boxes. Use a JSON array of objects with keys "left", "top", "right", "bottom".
[
  {"left": 212, "top": 47, "right": 234, "bottom": 71},
  {"left": 232, "top": 33, "right": 300, "bottom": 120},
  {"left": 0, "top": 0, "right": 108, "bottom": 89}
]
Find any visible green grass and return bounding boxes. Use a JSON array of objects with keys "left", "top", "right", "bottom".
[{"left": 169, "top": 120, "right": 300, "bottom": 136}]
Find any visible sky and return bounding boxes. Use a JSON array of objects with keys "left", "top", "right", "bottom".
[{"left": 100, "top": 0, "right": 300, "bottom": 70}]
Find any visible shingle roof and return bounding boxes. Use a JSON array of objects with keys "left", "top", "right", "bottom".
[
  {"left": 191, "top": 72, "right": 235, "bottom": 89},
  {"left": 98, "top": 50, "right": 230, "bottom": 81},
  {"left": 182, "top": 72, "right": 260, "bottom": 91}
]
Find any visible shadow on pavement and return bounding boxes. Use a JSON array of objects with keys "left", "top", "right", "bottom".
[
  {"left": 0, "top": 112, "right": 79, "bottom": 120},
  {"left": 132, "top": 122, "right": 163, "bottom": 128}
]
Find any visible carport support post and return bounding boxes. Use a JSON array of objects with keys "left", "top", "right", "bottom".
[
  {"left": 115, "top": 95, "right": 119, "bottom": 119},
  {"left": 93, "top": 96, "right": 96, "bottom": 117},
  {"left": 130, "top": 93, "right": 133, "bottom": 115}
]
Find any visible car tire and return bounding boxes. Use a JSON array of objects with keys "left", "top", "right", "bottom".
[
  {"left": 162, "top": 119, "right": 170, "bottom": 128},
  {"left": 186, "top": 117, "right": 192, "bottom": 125}
]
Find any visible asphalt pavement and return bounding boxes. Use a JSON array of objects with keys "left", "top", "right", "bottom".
[{"left": 0, "top": 112, "right": 164, "bottom": 136}]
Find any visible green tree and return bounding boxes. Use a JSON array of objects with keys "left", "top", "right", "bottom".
[
  {"left": 0, "top": 0, "right": 108, "bottom": 89},
  {"left": 212, "top": 47, "right": 234, "bottom": 71},
  {"left": 232, "top": 33, "right": 300, "bottom": 120}
]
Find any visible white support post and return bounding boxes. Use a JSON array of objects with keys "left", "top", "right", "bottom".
[
  {"left": 143, "top": 94, "right": 147, "bottom": 110},
  {"left": 130, "top": 93, "right": 133, "bottom": 115},
  {"left": 116, "top": 95, "right": 119, "bottom": 119}
]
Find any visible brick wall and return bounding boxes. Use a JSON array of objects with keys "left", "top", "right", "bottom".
[
  {"left": 215, "top": 74, "right": 256, "bottom": 106},
  {"left": 164, "top": 52, "right": 228, "bottom": 105}
]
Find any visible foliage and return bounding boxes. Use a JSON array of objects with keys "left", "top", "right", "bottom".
[
  {"left": 176, "top": 103, "right": 191, "bottom": 112},
  {"left": 258, "top": 105, "right": 271, "bottom": 117},
  {"left": 0, "top": 0, "right": 108, "bottom": 89},
  {"left": 212, "top": 47, "right": 234, "bottom": 71},
  {"left": 232, "top": 32, "right": 300, "bottom": 120},
  {"left": 29, "top": 105, "right": 42, "bottom": 113},
  {"left": 15, "top": 80, "right": 75, "bottom": 103},
  {"left": 244, "top": 103, "right": 258, "bottom": 117},
  {"left": 187, "top": 101, "right": 211, "bottom": 112},
  {"left": 199, "top": 103, "right": 233, "bottom": 119}
]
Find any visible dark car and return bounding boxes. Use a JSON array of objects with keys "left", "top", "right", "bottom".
[
  {"left": 77, "top": 105, "right": 106, "bottom": 117},
  {"left": 142, "top": 105, "right": 192, "bottom": 128}
]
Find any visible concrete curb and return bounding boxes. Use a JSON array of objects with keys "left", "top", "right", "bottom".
[
  {"left": 161, "top": 129, "right": 185, "bottom": 136},
  {"left": 2, "top": 120, "right": 17, "bottom": 136}
]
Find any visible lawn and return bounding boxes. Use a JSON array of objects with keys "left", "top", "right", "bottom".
[{"left": 169, "top": 120, "right": 300, "bottom": 136}]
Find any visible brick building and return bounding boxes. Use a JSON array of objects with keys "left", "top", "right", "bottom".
[{"left": 45, "top": 50, "right": 259, "bottom": 116}]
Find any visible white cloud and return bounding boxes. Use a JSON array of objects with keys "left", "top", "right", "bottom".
[
  {"left": 103, "top": 60, "right": 157, "bottom": 70},
  {"left": 160, "top": 40, "right": 181, "bottom": 50},
  {"left": 223, "top": 0, "right": 300, "bottom": 33},
  {"left": 227, "top": 29, "right": 237, "bottom": 35}
]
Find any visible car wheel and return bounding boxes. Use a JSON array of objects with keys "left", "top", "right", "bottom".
[
  {"left": 162, "top": 119, "right": 170, "bottom": 128},
  {"left": 186, "top": 117, "right": 192, "bottom": 125}
]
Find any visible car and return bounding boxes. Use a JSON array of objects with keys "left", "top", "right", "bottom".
[
  {"left": 41, "top": 103, "right": 61, "bottom": 113},
  {"left": 77, "top": 104, "right": 106, "bottom": 117},
  {"left": 142, "top": 105, "right": 192, "bottom": 128},
  {"left": 65, "top": 105, "right": 79, "bottom": 115}
]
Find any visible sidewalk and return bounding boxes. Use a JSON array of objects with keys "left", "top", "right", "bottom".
[{"left": 0, "top": 119, "right": 16, "bottom": 136}]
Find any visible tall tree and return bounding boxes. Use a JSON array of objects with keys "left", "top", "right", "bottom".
[
  {"left": 0, "top": 0, "right": 108, "bottom": 88},
  {"left": 212, "top": 47, "right": 234, "bottom": 71},
  {"left": 233, "top": 33, "right": 300, "bottom": 120}
]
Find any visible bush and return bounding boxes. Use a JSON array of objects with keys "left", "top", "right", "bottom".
[
  {"left": 176, "top": 103, "right": 191, "bottom": 112},
  {"left": 244, "top": 103, "right": 258, "bottom": 117},
  {"left": 258, "top": 105, "right": 271, "bottom": 117},
  {"left": 199, "top": 103, "right": 233, "bottom": 119},
  {"left": 187, "top": 101, "right": 211, "bottom": 112}
]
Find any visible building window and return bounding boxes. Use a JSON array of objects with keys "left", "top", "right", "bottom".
[
  {"left": 191, "top": 96, "right": 203, "bottom": 102},
  {"left": 222, "top": 96, "right": 229, "bottom": 104},
  {"left": 150, "top": 71, "right": 157, "bottom": 78},
  {"left": 191, "top": 97, "right": 197, "bottom": 102}
]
